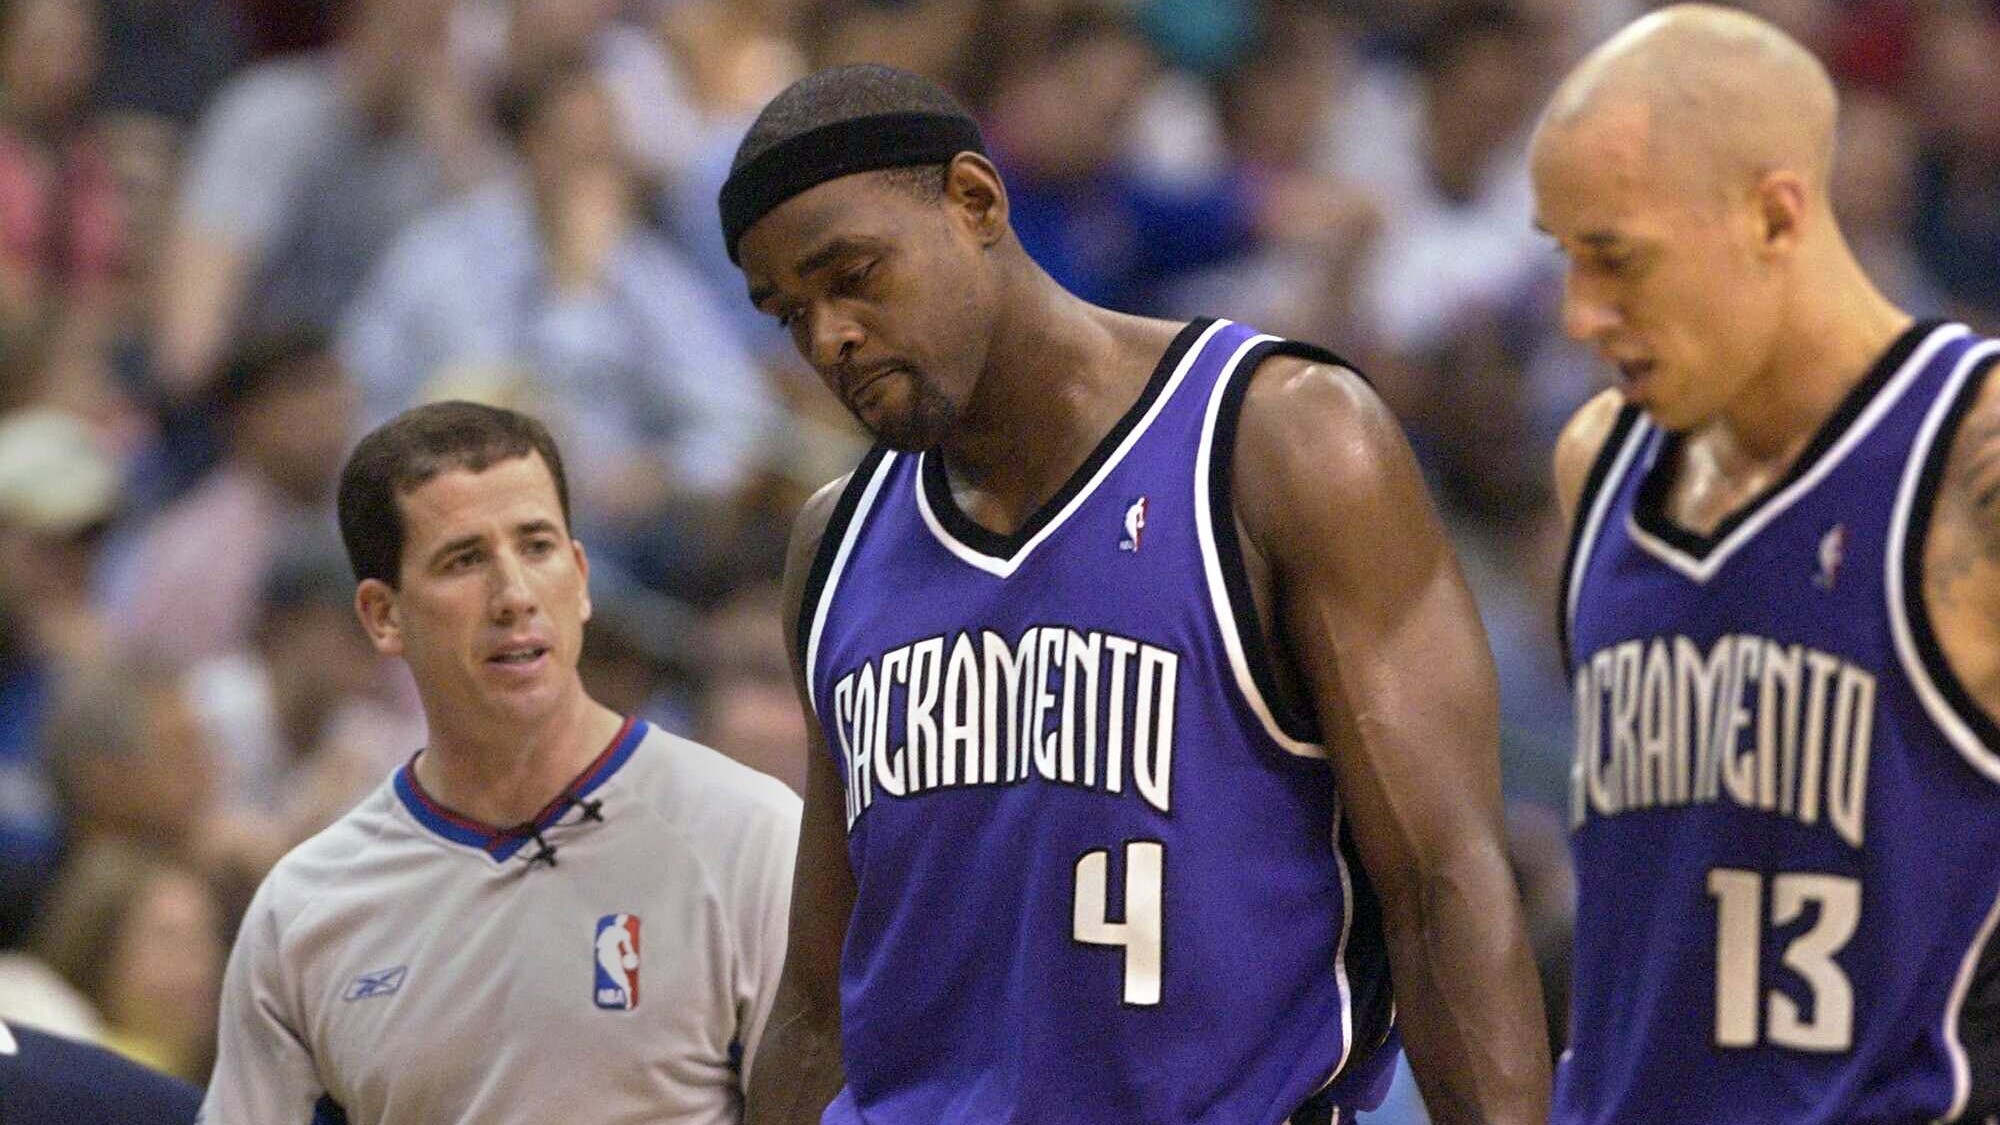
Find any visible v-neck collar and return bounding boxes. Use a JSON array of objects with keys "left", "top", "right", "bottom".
[
  {"left": 395, "top": 716, "right": 643, "bottom": 861},
  {"left": 916, "top": 317, "right": 1219, "bottom": 575},
  {"left": 1628, "top": 319, "right": 1953, "bottom": 578}
]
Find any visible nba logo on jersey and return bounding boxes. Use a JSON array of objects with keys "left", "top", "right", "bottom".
[
  {"left": 593, "top": 914, "right": 640, "bottom": 1010},
  {"left": 1120, "top": 496, "right": 1147, "bottom": 551}
]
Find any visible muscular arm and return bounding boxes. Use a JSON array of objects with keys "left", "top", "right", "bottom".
[
  {"left": 1235, "top": 358, "right": 1551, "bottom": 1123},
  {"left": 1924, "top": 368, "right": 2000, "bottom": 730},
  {"left": 745, "top": 477, "right": 857, "bottom": 1125}
]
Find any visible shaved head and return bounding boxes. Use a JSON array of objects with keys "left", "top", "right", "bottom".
[{"left": 1535, "top": 4, "right": 1838, "bottom": 204}]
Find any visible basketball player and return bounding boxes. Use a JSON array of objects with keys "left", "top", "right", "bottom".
[
  {"left": 200, "top": 403, "right": 800, "bottom": 1123},
  {"left": 1, "top": 1018, "right": 200, "bottom": 1124},
  {"left": 722, "top": 65, "right": 1551, "bottom": 1124},
  {"left": 1539, "top": 7, "right": 2000, "bottom": 1122}
]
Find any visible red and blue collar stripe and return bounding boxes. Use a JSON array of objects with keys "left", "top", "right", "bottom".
[{"left": 394, "top": 717, "right": 645, "bottom": 861}]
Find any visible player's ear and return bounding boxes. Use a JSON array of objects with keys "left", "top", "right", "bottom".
[
  {"left": 572, "top": 538, "right": 593, "bottom": 625},
  {"left": 1753, "top": 169, "right": 1807, "bottom": 258},
  {"left": 355, "top": 578, "right": 405, "bottom": 657},
  {"left": 945, "top": 153, "right": 1008, "bottom": 247}
]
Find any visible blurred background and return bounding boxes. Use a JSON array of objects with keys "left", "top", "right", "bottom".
[{"left": 0, "top": 0, "right": 1991, "bottom": 1115}]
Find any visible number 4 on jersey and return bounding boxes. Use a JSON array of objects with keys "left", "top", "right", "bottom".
[{"left": 1074, "top": 842, "right": 1164, "bottom": 1005}]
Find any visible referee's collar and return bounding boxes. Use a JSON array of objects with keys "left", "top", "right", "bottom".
[
  {"left": 394, "top": 717, "right": 645, "bottom": 862},
  {"left": 1, "top": 1019, "right": 17, "bottom": 1056}
]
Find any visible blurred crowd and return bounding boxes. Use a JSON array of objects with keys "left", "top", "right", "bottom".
[{"left": 0, "top": 0, "right": 1992, "bottom": 1112}]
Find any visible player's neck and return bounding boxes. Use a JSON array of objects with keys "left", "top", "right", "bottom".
[
  {"left": 1711, "top": 266, "right": 1911, "bottom": 470},
  {"left": 413, "top": 691, "right": 625, "bottom": 828},
  {"left": 941, "top": 287, "right": 1165, "bottom": 529}
]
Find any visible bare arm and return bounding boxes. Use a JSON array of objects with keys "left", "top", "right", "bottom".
[
  {"left": 1235, "top": 357, "right": 1551, "bottom": 1124},
  {"left": 1924, "top": 369, "right": 2000, "bottom": 728},
  {"left": 153, "top": 223, "right": 249, "bottom": 398},
  {"left": 745, "top": 477, "right": 857, "bottom": 1125},
  {"left": 1552, "top": 389, "right": 1626, "bottom": 527}
]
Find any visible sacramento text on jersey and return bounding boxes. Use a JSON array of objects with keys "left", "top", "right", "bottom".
[
  {"left": 828, "top": 627, "right": 1181, "bottom": 829},
  {"left": 1572, "top": 632, "right": 1877, "bottom": 846}
]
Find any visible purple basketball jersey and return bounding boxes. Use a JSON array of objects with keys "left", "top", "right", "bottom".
[
  {"left": 799, "top": 319, "right": 1398, "bottom": 1124},
  {"left": 1558, "top": 320, "right": 2000, "bottom": 1123}
]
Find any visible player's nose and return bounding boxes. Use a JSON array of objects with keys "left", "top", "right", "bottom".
[
  {"left": 809, "top": 308, "right": 864, "bottom": 370},
  {"left": 1561, "top": 274, "right": 1621, "bottom": 343}
]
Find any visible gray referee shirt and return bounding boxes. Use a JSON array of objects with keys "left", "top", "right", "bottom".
[{"left": 199, "top": 719, "right": 799, "bottom": 1124}]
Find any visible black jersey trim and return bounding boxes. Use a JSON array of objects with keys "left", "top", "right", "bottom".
[
  {"left": 1952, "top": 889, "right": 2000, "bottom": 1120},
  {"left": 918, "top": 318, "right": 1214, "bottom": 563},
  {"left": 1291, "top": 813, "right": 1395, "bottom": 1125},
  {"left": 1630, "top": 320, "right": 1943, "bottom": 562},
  {"left": 1958, "top": 904, "right": 2000, "bottom": 1120},
  {"left": 1335, "top": 811, "right": 1396, "bottom": 1073},
  {"left": 1896, "top": 350, "right": 2000, "bottom": 767},
  {"left": 1556, "top": 403, "right": 1645, "bottom": 677},
  {"left": 795, "top": 443, "right": 893, "bottom": 673},
  {"left": 1207, "top": 338, "right": 1354, "bottom": 748}
]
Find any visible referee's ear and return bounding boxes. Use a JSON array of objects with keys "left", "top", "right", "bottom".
[{"left": 355, "top": 578, "right": 405, "bottom": 657}]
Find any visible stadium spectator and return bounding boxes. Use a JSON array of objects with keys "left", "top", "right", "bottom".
[
  {"left": 92, "top": 0, "right": 246, "bottom": 128},
  {"left": 30, "top": 841, "right": 223, "bottom": 1083},
  {"left": 153, "top": 0, "right": 488, "bottom": 397},
  {"left": 185, "top": 543, "right": 423, "bottom": 858},
  {"left": 107, "top": 330, "right": 354, "bottom": 665},
  {"left": 342, "top": 58, "right": 776, "bottom": 598},
  {"left": 0, "top": 0, "right": 124, "bottom": 335},
  {"left": 695, "top": 583, "right": 806, "bottom": 794},
  {"left": 0, "top": 409, "right": 119, "bottom": 945}
]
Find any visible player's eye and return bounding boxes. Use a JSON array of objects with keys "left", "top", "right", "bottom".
[{"left": 832, "top": 260, "right": 876, "bottom": 295}]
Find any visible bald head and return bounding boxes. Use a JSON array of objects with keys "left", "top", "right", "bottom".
[{"left": 1535, "top": 4, "right": 1838, "bottom": 202}]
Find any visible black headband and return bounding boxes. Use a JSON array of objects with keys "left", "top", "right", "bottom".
[{"left": 719, "top": 110, "right": 986, "bottom": 263}]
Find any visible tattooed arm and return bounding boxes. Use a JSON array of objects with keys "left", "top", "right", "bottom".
[{"left": 1923, "top": 363, "right": 2000, "bottom": 727}]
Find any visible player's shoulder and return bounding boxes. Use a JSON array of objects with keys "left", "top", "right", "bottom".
[
  {"left": 782, "top": 469, "right": 861, "bottom": 651},
  {"left": 1238, "top": 347, "right": 1383, "bottom": 443},
  {"left": 1554, "top": 389, "right": 1632, "bottom": 526},
  {"left": 1228, "top": 345, "right": 1414, "bottom": 531}
]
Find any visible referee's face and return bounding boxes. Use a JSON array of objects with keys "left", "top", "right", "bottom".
[{"left": 361, "top": 452, "right": 593, "bottom": 734}]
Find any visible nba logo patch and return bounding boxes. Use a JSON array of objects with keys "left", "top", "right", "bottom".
[
  {"left": 593, "top": 914, "right": 641, "bottom": 1010},
  {"left": 1120, "top": 496, "right": 1147, "bottom": 552}
]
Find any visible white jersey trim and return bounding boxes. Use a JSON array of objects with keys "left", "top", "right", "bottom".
[
  {"left": 913, "top": 317, "right": 1232, "bottom": 580},
  {"left": 1625, "top": 322, "right": 1969, "bottom": 584},
  {"left": 1564, "top": 416, "right": 1652, "bottom": 641},
  {"left": 1192, "top": 330, "right": 1326, "bottom": 758},
  {"left": 1939, "top": 885, "right": 2000, "bottom": 1122},
  {"left": 806, "top": 452, "right": 899, "bottom": 713},
  {"left": 1887, "top": 338, "right": 2000, "bottom": 786}
]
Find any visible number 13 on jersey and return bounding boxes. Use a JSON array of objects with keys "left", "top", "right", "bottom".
[{"left": 1707, "top": 868, "right": 1861, "bottom": 1051}]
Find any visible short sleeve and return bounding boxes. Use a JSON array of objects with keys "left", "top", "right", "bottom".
[
  {"left": 199, "top": 878, "right": 326, "bottom": 1124},
  {"left": 728, "top": 784, "right": 802, "bottom": 1093}
]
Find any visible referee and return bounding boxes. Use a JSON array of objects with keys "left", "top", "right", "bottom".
[{"left": 200, "top": 403, "right": 800, "bottom": 1123}]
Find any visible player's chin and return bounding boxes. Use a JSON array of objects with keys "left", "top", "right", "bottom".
[{"left": 861, "top": 398, "right": 958, "bottom": 452}]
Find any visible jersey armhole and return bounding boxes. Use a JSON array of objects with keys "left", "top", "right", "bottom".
[
  {"left": 1556, "top": 403, "right": 1647, "bottom": 677},
  {"left": 1889, "top": 346, "right": 2000, "bottom": 785},
  {"left": 797, "top": 445, "right": 896, "bottom": 711},
  {"left": 1198, "top": 337, "right": 1355, "bottom": 753}
]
